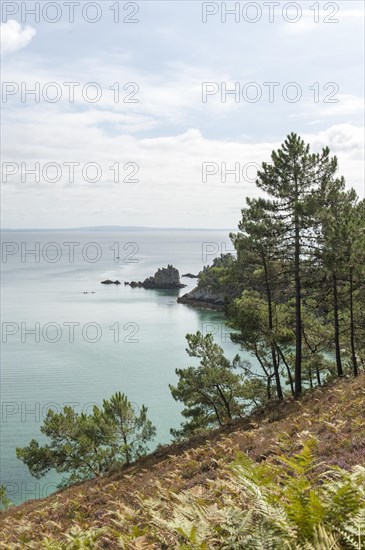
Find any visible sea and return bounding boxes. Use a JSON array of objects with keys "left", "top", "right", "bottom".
[{"left": 1, "top": 228, "right": 248, "bottom": 505}]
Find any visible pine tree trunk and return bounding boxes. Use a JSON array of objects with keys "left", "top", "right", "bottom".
[
  {"left": 123, "top": 433, "right": 131, "bottom": 465},
  {"left": 349, "top": 269, "right": 359, "bottom": 377},
  {"left": 263, "top": 255, "right": 283, "bottom": 399},
  {"left": 294, "top": 197, "right": 302, "bottom": 398},
  {"left": 277, "top": 345, "right": 295, "bottom": 396},
  {"left": 308, "top": 364, "right": 313, "bottom": 388},
  {"left": 215, "top": 384, "right": 232, "bottom": 420},
  {"left": 315, "top": 363, "right": 322, "bottom": 386},
  {"left": 333, "top": 272, "right": 344, "bottom": 377}
]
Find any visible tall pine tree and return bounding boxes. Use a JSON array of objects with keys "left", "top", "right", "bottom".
[{"left": 255, "top": 133, "right": 339, "bottom": 396}]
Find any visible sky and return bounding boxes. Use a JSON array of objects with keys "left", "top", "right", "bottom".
[{"left": 1, "top": 0, "right": 364, "bottom": 229}]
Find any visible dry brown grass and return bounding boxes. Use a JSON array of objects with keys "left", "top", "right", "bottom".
[{"left": 1, "top": 373, "right": 364, "bottom": 548}]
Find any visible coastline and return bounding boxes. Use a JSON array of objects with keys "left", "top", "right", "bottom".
[
  {"left": 177, "top": 287, "right": 226, "bottom": 311},
  {"left": 177, "top": 296, "right": 225, "bottom": 311}
]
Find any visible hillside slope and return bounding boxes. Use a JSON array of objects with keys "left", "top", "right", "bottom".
[{"left": 1, "top": 374, "right": 364, "bottom": 548}]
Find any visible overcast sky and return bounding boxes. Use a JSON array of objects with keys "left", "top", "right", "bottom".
[{"left": 1, "top": 0, "right": 364, "bottom": 228}]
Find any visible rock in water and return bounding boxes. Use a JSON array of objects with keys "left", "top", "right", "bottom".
[
  {"left": 126, "top": 265, "right": 186, "bottom": 289},
  {"left": 182, "top": 273, "right": 199, "bottom": 278}
]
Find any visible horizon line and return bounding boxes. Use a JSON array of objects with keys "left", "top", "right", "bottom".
[{"left": 1, "top": 225, "right": 236, "bottom": 232}]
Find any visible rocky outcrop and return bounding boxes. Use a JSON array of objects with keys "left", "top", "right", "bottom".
[
  {"left": 178, "top": 254, "right": 241, "bottom": 311},
  {"left": 125, "top": 265, "right": 186, "bottom": 289},
  {"left": 177, "top": 288, "right": 226, "bottom": 310},
  {"left": 101, "top": 280, "right": 121, "bottom": 285}
]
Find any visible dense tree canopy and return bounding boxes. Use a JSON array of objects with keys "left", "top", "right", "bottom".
[
  {"left": 173, "top": 133, "right": 364, "bottom": 438},
  {"left": 227, "top": 133, "right": 364, "bottom": 400}
]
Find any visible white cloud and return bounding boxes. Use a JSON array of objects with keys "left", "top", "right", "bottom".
[
  {"left": 308, "top": 123, "right": 364, "bottom": 156},
  {"left": 1, "top": 107, "right": 364, "bottom": 228},
  {"left": 282, "top": 6, "right": 364, "bottom": 34},
  {"left": 1, "top": 3, "right": 363, "bottom": 227},
  {"left": 306, "top": 124, "right": 365, "bottom": 196},
  {"left": 319, "top": 95, "right": 365, "bottom": 117},
  {"left": 0, "top": 20, "right": 36, "bottom": 55}
]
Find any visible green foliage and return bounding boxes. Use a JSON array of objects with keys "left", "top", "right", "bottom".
[
  {"left": 0, "top": 484, "right": 12, "bottom": 510},
  {"left": 229, "top": 291, "right": 295, "bottom": 397},
  {"left": 102, "top": 392, "right": 156, "bottom": 466},
  {"left": 227, "top": 133, "right": 364, "bottom": 401},
  {"left": 197, "top": 253, "right": 240, "bottom": 297},
  {"left": 170, "top": 331, "right": 249, "bottom": 439},
  {"left": 16, "top": 392, "right": 156, "bottom": 487}
]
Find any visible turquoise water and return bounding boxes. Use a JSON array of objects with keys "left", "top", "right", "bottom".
[{"left": 1, "top": 229, "right": 246, "bottom": 505}]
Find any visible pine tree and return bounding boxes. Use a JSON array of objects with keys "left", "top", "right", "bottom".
[
  {"left": 255, "top": 133, "right": 339, "bottom": 396},
  {"left": 231, "top": 198, "right": 285, "bottom": 399},
  {"left": 169, "top": 332, "right": 248, "bottom": 438},
  {"left": 16, "top": 393, "right": 156, "bottom": 486}
]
